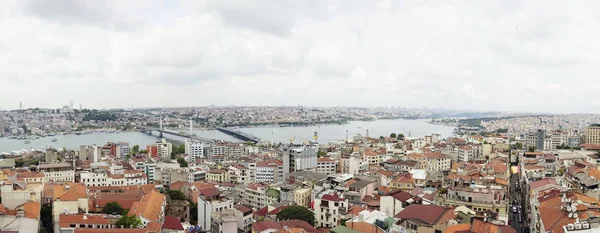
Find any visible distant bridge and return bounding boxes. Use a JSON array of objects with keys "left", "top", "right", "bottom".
[
  {"left": 137, "top": 126, "right": 215, "bottom": 143},
  {"left": 216, "top": 127, "right": 261, "bottom": 143}
]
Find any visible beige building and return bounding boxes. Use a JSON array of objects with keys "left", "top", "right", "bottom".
[
  {"left": 586, "top": 124, "right": 600, "bottom": 144},
  {"left": 51, "top": 183, "right": 89, "bottom": 233},
  {"left": 38, "top": 163, "right": 75, "bottom": 182},
  {"left": 313, "top": 193, "right": 348, "bottom": 228},
  {"left": 316, "top": 158, "right": 337, "bottom": 175},
  {"left": 207, "top": 169, "right": 230, "bottom": 183},
  {"left": 294, "top": 187, "right": 312, "bottom": 207},
  {"left": 0, "top": 182, "right": 44, "bottom": 209}
]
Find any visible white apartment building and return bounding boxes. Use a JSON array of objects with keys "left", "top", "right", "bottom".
[
  {"left": 409, "top": 152, "right": 452, "bottom": 172},
  {"left": 228, "top": 164, "right": 250, "bottom": 184},
  {"left": 243, "top": 183, "right": 279, "bottom": 210},
  {"left": 248, "top": 161, "right": 284, "bottom": 183},
  {"left": 38, "top": 163, "right": 75, "bottom": 182},
  {"left": 457, "top": 145, "right": 482, "bottom": 162},
  {"left": 185, "top": 139, "right": 205, "bottom": 159},
  {"left": 80, "top": 171, "right": 148, "bottom": 187},
  {"left": 157, "top": 139, "right": 173, "bottom": 158},
  {"left": 313, "top": 193, "right": 349, "bottom": 228},
  {"left": 0, "top": 182, "right": 44, "bottom": 209},
  {"left": 283, "top": 147, "right": 317, "bottom": 175},
  {"left": 347, "top": 155, "right": 368, "bottom": 175},
  {"left": 130, "top": 158, "right": 156, "bottom": 183},
  {"left": 198, "top": 195, "right": 234, "bottom": 232},
  {"left": 317, "top": 158, "right": 337, "bottom": 175}
]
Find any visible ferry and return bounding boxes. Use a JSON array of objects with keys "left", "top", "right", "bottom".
[
  {"left": 24, "top": 140, "right": 31, "bottom": 144},
  {"left": 52, "top": 138, "right": 58, "bottom": 142}
]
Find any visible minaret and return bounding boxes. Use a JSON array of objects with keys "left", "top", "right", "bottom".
[
  {"left": 189, "top": 117, "right": 193, "bottom": 135},
  {"left": 159, "top": 117, "right": 163, "bottom": 130},
  {"left": 19, "top": 101, "right": 22, "bottom": 110}
]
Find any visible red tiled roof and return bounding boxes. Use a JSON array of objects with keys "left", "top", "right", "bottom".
[
  {"left": 162, "top": 216, "right": 184, "bottom": 230},
  {"left": 394, "top": 204, "right": 448, "bottom": 225},
  {"left": 322, "top": 194, "right": 344, "bottom": 202}
]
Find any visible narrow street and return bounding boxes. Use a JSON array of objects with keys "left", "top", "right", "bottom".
[{"left": 509, "top": 167, "right": 528, "bottom": 233}]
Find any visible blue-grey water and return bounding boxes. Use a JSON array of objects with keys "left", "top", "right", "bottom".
[{"left": 0, "top": 119, "right": 454, "bottom": 152}]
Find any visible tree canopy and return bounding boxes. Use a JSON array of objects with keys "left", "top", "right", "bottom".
[
  {"left": 102, "top": 202, "right": 125, "bottom": 215},
  {"left": 177, "top": 157, "right": 189, "bottom": 167},
  {"left": 276, "top": 205, "right": 316, "bottom": 226},
  {"left": 390, "top": 133, "right": 397, "bottom": 138},
  {"left": 166, "top": 190, "right": 187, "bottom": 200},
  {"left": 116, "top": 214, "right": 142, "bottom": 228},
  {"left": 398, "top": 133, "right": 404, "bottom": 139},
  {"left": 515, "top": 142, "right": 523, "bottom": 150},
  {"left": 132, "top": 145, "right": 140, "bottom": 154}
]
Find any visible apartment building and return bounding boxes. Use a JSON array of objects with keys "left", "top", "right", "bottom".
[
  {"left": 38, "top": 163, "right": 75, "bottom": 182},
  {"left": 229, "top": 164, "right": 250, "bottom": 184},
  {"left": 211, "top": 209, "right": 238, "bottom": 233},
  {"left": 317, "top": 158, "right": 337, "bottom": 175},
  {"left": 457, "top": 145, "right": 482, "bottom": 162},
  {"left": 243, "top": 183, "right": 280, "bottom": 210},
  {"left": 185, "top": 139, "right": 206, "bottom": 159},
  {"left": 234, "top": 205, "right": 253, "bottom": 233},
  {"left": 129, "top": 158, "right": 156, "bottom": 183},
  {"left": 313, "top": 193, "right": 348, "bottom": 228},
  {"left": 16, "top": 171, "right": 45, "bottom": 183},
  {"left": 407, "top": 152, "right": 451, "bottom": 172},
  {"left": 0, "top": 181, "right": 44, "bottom": 209},
  {"left": 586, "top": 124, "right": 600, "bottom": 144},
  {"left": 157, "top": 139, "right": 173, "bottom": 158},
  {"left": 207, "top": 169, "right": 230, "bottom": 183},
  {"left": 198, "top": 195, "right": 234, "bottom": 232},
  {"left": 211, "top": 143, "right": 244, "bottom": 157},
  {"left": 250, "top": 161, "right": 284, "bottom": 183},
  {"left": 340, "top": 155, "right": 368, "bottom": 175},
  {"left": 364, "top": 148, "right": 385, "bottom": 165},
  {"left": 52, "top": 184, "right": 89, "bottom": 233},
  {"left": 283, "top": 147, "right": 317, "bottom": 174}
]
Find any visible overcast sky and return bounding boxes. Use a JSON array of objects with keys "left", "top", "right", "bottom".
[{"left": 0, "top": 0, "right": 599, "bottom": 113}]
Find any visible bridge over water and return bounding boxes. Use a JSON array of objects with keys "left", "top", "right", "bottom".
[{"left": 137, "top": 126, "right": 261, "bottom": 143}]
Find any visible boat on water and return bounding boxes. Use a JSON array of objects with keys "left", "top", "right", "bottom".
[
  {"left": 24, "top": 140, "right": 31, "bottom": 144},
  {"left": 52, "top": 138, "right": 58, "bottom": 142}
]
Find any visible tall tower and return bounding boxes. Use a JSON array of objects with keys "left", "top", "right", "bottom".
[
  {"left": 19, "top": 101, "right": 22, "bottom": 110},
  {"left": 189, "top": 117, "right": 193, "bottom": 135},
  {"left": 159, "top": 117, "right": 163, "bottom": 130}
]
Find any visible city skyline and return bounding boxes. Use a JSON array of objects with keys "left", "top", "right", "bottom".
[{"left": 1, "top": 1, "right": 600, "bottom": 113}]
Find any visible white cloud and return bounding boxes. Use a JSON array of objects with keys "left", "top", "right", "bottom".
[{"left": 0, "top": 0, "right": 599, "bottom": 113}]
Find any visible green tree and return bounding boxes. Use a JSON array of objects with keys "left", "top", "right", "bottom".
[
  {"left": 177, "top": 157, "right": 189, "bottom": 167},
  {"left": 166, "top": 190, "right": 186, "bottom": 200},
  {"left": 379, "top": 136, "right": 384, "bottom": 139},
  {"left": 40, "top": 204, "right": 53, "bottom": 233},
  {"left": 115, "top": 214, "right": 142, "bottom": 228},
  {"left": 528, "top": 146, "right": 536, "bottom": 152},
  {"left": 398, "top": 133, "right": 404, "bottom": 139},
  {"left": 317, "top": 150, "right": 327, "bottom": 157},
  {"left": 390, "top": 133, "right": 397, "bottom": 138},
  {"left": 515, "top": 142, "right": 523, "bottom": 150},
  {"left": 276, "top": 205, "right": 316, "bottom": 226},
  {"left": 132, "top": 145, "right": 140, "bottom": 154},
  {"left": 102, "top": 202, "right": 125, "bottom": 215}
]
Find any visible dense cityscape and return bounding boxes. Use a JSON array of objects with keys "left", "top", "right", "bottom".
[
  {"left": 1, "top": 1, "right": 597, "bottom": 233},
  {"left": 0, "top": 105, "right": 600, "bottom": 233}
]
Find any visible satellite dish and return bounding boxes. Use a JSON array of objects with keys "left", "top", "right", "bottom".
[
  {"left": 573, "top": 213, "right": 579, "bottom": 218},
  {"left": 567, "top": 206, "right": 572, "bottom": 212},
  {"left": 569, "top": 213, "right": 573, "bottom": 218},
  {"left": 562, "top": 197, "right": 567, "bottom": 203},
  {"left": 572, "top": 203, "right": 577, "bottom": 210}
]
